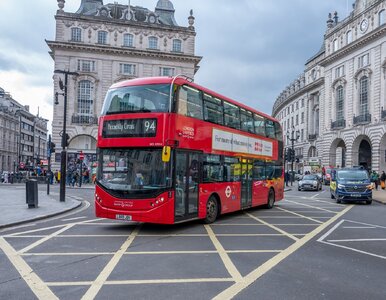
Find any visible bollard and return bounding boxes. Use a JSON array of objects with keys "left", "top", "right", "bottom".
[{"left": 26, "top": 179, "right": 39, "bottom": 208}]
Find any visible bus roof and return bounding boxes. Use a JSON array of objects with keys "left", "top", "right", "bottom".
[{"left": 110, "top": 76, "right": 278, "bottom": 123}]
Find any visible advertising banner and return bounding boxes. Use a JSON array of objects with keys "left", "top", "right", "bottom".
[{"left": 212, "top": 128, "right": 273, "bottom": 158}]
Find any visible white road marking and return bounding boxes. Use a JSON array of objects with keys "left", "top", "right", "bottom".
[
  {"left": 320, "top": 240, "right": 386, "bottom": 260},
  {"left": 61, "top": 216, "right": 87, "bottom": 221},
  {"left": 343, "top": 226, "right": 376, "bottom": 229},
  {"left": 311, "top": 193, "right": 320, "bottom": 199},
  {"left": 327, "top": 238, "right": 386, "bottom": 242},
  {"left": 0, "top": 237, "right": 58, "bottom": 299}
]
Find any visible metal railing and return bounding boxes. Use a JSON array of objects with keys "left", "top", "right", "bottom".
[
  {"left": 331, "top": 119, "right": 346, "bottom": 130},
  {"left": 71, "top": 115, "right": 98, "bottom": 125},
  {"left": 353, "top": 113, "right": 371, "bottom": 125}
]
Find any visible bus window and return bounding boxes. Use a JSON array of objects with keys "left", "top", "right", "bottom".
[
  {"left": 265, "top": 120, "right": 276, "bottom": 139},
  {"left": 203, "top": 94, "right": 224, "bottom": 125},
  {"left": 274, "top": 122, "right": 283, "bottom": 141},
  {"left": 102, "top": 84, "right": 170, "bottom": 115},
  {"left": 223, "top": 156, "right": 239, "bottom": 182},
  {"left": 253, "top": 160, "right": 265, "bottom": 180},
  {"left": 240, "top": 109, "right": 254, "bottom": 133},
  {"left": 178, "top": 85, "right": 203, "bottom": 119},
  {"left": 203, "top": 154, "right": 223, "bottom": 182},
  {"left": 224, "top": 102, "right": 240, "bottom": 129},
  {"left": 254, "top": 114, "right": 265, "bottom": 136}
]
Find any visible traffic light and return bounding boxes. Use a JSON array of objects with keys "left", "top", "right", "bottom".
[
  {"left": 61, "top": 133, "right": 70, "bottom": 148},
  {"left": 50, "top": 142, "right": 56, "bottom": 153},
  {"left": 284, "top": 150, "right": 288, "bottom": 162}
]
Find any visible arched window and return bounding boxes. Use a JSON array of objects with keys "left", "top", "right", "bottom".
[
  {"left": 333, "top": 39, "right": 338, "bottom": 51},
  {"left": 359, "top": 76, "right": 369, "bottom": 116},
  {"left": 71, "top": 27, "right": 82, "bottom": 42},
  {"left": 123, "top": 33, "right": 134, "bottom": 47},
  {"left": 346, "top": 30, "right": 352, "bottom": 44},
  {"left": 172, "top": 39, "right": 182, "bottom": 52},
  {"left": 379, "top": 9, "right": 385, "bottom": 26},
  {"left": 77, "top": 80, "right": 93, "bottom": 116},
  {"left": 336, "top": 85, "right": 344, "bottom": 121},
  {"left": 148, "top": 36, "right": 158, "bottom": 49}
]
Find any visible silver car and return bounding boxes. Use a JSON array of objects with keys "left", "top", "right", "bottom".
[{"left": 298, "top": 174, "right": 322, "bottom": 191}]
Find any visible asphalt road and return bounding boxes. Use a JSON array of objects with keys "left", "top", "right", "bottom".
[{"left": 0, "top": 184, "right": 385, "bottom": 300}]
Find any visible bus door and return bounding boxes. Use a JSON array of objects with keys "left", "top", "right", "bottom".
[
  {"left": 241, "top": 159, "right": 253, "bottom": 208},
  {"left": 175, "top": 151, "right": 200, "bottom": 221}
]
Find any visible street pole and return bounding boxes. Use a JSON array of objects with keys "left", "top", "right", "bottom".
[
  {"left": 54, "top": 70, "right": 79, "bottom": 202},
  {"left": 287, "top": 126, "right": 300, "bottom": 187},
  {"left": 47, "top": 134, "right": 51, "bottom": 195}
]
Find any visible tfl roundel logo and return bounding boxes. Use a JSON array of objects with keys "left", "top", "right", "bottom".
[{"left": 225, "top": 186, "right": 232, "bottom": 198}]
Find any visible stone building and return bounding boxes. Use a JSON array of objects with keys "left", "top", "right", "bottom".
[
  {"left": 0, "top": 87, "right": 48, "bottom": 173},
  {"left": 47, "top": 0, "right": 201, "bottom": 169},
  {"left": 272, "top": 0, "right": 386, "bottom": 173}
]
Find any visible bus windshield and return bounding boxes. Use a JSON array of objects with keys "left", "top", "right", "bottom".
[
  {"left": 98, "top": 149, "right": 172, "bottom": 195},
  {"left": 101, "top": 84, "right": 170, "bottom": 115}
]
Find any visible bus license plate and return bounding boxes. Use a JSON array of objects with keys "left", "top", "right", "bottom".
[{"left": 116, "top": 214, "right": 132, "bottom": 221}]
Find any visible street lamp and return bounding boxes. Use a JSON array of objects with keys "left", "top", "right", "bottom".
[
  {"left": 54, "top": 69, "right": 79, "bottom": 202},
  {"left": 287, "top": 126, "right": 300, "bottom": 186}
]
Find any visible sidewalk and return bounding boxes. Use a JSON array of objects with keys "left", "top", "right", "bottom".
[
  {"left": 0, "top": 183, "right": 82, "bottom": 229},
  {"left": 372, "top": 189, "right": 386, "bottom": 204}
]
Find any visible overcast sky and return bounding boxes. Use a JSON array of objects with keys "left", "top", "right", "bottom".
[{"left": 0, "top": 0, "right": 350, "bottom": 129}]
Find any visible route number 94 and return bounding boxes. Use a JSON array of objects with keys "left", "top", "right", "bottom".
[{"left": 144, "top": 120, "right": 156, "bottom": 132}]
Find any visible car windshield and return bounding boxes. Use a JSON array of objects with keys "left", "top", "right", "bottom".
[
  {"left": 303, "top": 175, "right": 317, "bottom": 180},
  {"left": 98, "top": 149, "right": 172, "bottom": 194},
  {"left": 337, "top": 170, "right": 369, "bottom": 181},
  {"left": 101, "top": 84, "right": 170, "bottom": 115}
]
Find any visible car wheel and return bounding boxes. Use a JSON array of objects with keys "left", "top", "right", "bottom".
[
  {"left": 366, "top": 199, "right": 372, "bottom": 205},
  {"left": 204, "top": 196, "right": 218, "bottom": 224},
  {"left": 336, "top": 197, "right": 341, "bottom": 204},
  {"left": 298, "top": 187, "right": 301, "bottom": 191},
  {"left": 265, "top": 189, "right": 275, "bottom": 209}
]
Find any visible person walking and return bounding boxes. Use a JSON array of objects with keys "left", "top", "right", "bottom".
[
  {"left": 371, "top": 171, "right": 379, "bottom": 190},
  {"left": 380, "top": 171, "right": 386, "bottom": 190}
]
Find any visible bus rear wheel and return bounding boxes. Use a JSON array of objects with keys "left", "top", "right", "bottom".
[
  {"left": 204, "top": 196, "right": 218, "bottom": 224},
  {"left": 265, "top": 189, "right": 275, "bottom": 209}
]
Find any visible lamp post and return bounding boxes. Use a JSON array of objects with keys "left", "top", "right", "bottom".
[
  {"left": 54, "top": 69, "right": 79, "bottom": 202},
  {"left": 287, "top": 126, "right": 300, "bottom": 186}
]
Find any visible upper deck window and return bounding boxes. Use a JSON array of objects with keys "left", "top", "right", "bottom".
[
  {"left": 224, "top": 102, "right": 240, "bottom": 129},
  {"left": 178, "top": 85, "right": 203, "bottom": 119},
  {"left": 203, "top": 94, "right": 223, "bottom": 125},
  {"left": 101, "top": 84, "right": 170, "bottom": 115}
]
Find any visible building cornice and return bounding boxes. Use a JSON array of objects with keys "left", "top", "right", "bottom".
[
  {"left": 272, "top": 77, "right": 324, "bottom": 117},
  {"left": 55, "top": 12, "right": 195, "bottom": 36},
  {"left": 46, "top": 40, "right": 202, "bottom": 64},
  {"left": 320, "top": 25, "right": 386, "bottom": 67}
]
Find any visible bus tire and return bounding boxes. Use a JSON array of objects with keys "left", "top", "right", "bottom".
[
  {"left": 265, "top": 189, "right": 275, "bottom": 209},
  {"left": 204, "top": 196, "right": 218, "bottom": 224}
]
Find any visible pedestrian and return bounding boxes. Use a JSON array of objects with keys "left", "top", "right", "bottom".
[
  {"left": 371, "top": 171, "right": 379, "bottom": 190},
  {"left": 380, "top": 171, "right": 386, "bottom": 190},
  {"left": 285, "top": 171, "right": 289, "bottom": 187}
]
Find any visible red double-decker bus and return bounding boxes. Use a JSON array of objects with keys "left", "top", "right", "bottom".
[{"left": 95, "top": 76, "right": 284, "bottom": 224}]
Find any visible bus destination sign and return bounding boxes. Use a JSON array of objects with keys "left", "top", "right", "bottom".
[{"left": 103, "top": 118, "right": 157, "bottom": 138}]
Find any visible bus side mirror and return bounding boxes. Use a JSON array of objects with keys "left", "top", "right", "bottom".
[{"left": 162, "top": 146, "right": 171, "bottom": 162}]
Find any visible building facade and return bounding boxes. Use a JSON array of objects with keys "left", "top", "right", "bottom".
[
  {"left": 0, "top": 87, "right": 48, "bottom": 173},
  {"left": 272, "top": 0, "right": 386, "bottom": 173},
  {"left": 47, "top": 0, "right": 201, "bottom": 169}
]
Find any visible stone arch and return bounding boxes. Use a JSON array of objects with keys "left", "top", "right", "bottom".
[
  {"left": 68, "top": 134, "right": 97, "bottom": 151},
  {"left": 352, "top": 135, "right": 372, "bottom": 171},
  {"left": 379, "top": 133, "right": 386, "bottom": 173},
  {"left": 329, "top": 138, "right": 347, "bottom": 168},
  {"left": 308, "top": 146, "right": 318, "bottom": 158}
]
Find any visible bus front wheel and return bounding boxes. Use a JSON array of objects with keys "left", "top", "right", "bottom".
[
  {"left": 265, "top": 189, "right": 275, "bottom": 209},
  {"left": 204, "top": 196, "right": 218, "bottom": 224}
]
